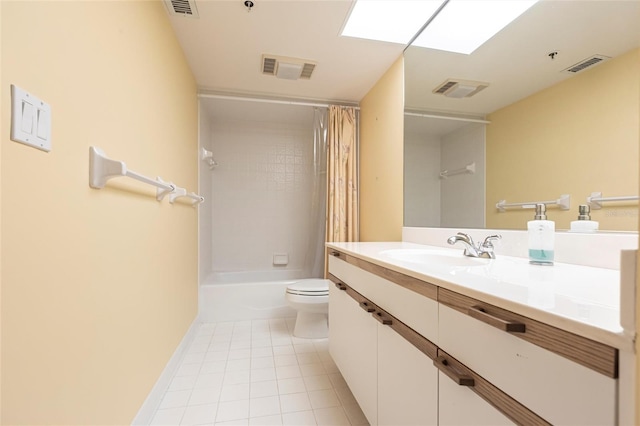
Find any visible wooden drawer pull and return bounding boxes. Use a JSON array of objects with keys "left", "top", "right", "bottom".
[
  {"left": 372, "top": 311, "right": 392, "bottom": 325},
  {"left": 468, "top": 305, "right": 526, "bottom": 333},
  {"left": 334, "top": 282, "right": 347, "bottom": 291},
  {"left": 329, "top": 251, "right": 341, "bottom": 257},
  {"left": 359, "top": 301, "right": 376, "bottom": 313},
  {"left": 434, "top": 356, "right": 475, "bottom": 386}
]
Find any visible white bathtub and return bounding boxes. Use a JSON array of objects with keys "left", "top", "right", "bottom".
[{"left": 199, "top": 270, "right": 305, "bottom": 322}]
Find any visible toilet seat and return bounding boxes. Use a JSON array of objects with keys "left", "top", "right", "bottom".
[{"left": 286, "top": 279, "right": 329, "bottom": 296}]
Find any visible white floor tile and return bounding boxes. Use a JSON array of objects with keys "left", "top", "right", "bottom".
[
  {"left": 299, "top": 363, "right": 325, "bottom": 377},
  {"left": 149, "top": 321, "right": 365, "bottom": 426},
  {"left": 250, "top": 379, "right": 279, "bottom": 399},
  {"left": 216, "top": 400, "right": 250, "bottom": 423},
  {"left": 308, "top": 389, "right": 340, "bottom": 410},
  {"left": 279, "top": 392, "right": 312, "bottom": 414},
  {"left": 277, "top": 377, "right": 306, "bottom": 395},
  {"left": 313, "top": 406, "right": 350, "bottom": 426},
  {"left": 251, "top": 356, "right": 275, "bottom": 370},
  {"left": 302, "top": 375, "right": 332, "bottom": 392},
  {"left": 249, "top": 395, "right": 281, "bottom": 418},
  {"left": 159, "top": 390, "right": 192, "bottom": 409},
  {"left": 275, "top": 365, "right": 301, "bottom": 380},
  {"left": 150, "top": 407, "right": 185, "bottom": 425},
  {"left": 189, "top": 387, "right": 221, "bottom": 406},
  {"left": 248, "top": 414, "right": 282, "bottom": 426},
  {"left": 281, "top": 410, "right": 317, "bottom": 426},
  {"left": 250, "top": 368, "right": 277, "bottom": 383},
  {"left": 181, "top": 403, "right": 217, "bottom": 425},
  {"left": 220, "top": 383, "right": 251, "bottom": 402}
]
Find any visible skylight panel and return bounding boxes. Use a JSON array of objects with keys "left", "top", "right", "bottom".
[
  {"left": 411, "top": 0, "right": 538, "bottom": 54},
  {"left": 341, "top": 0, "right": 446, "bottom": 45}
]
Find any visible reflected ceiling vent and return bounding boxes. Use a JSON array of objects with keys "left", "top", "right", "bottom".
[
  {"left": 164, "top": 0, "right": 199, "bottom": 18},
  {"left": 563, "top": 55, "right": 610, "bottom": 74},
  {"left": 433, "top": 79, "right": 489, "bottom": 99},
  {"left": 261, "top": 55, "right": 317, "bottom": 80}
]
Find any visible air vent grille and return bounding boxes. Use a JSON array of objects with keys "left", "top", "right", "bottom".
[
  {"left": 261, "top": 55, "right": 317, "bottom": 80},
  {"left": 434, "top": 81, "right": 459, "bottom": 94},
  {"left": 433, "top": 79, "right": 489, "bottom": 98},
  {"left": 164, "top": 0, "right": 199, "bottom": 17},
  {"left": 563, "top": 55, "right": 610, "bottom": 73},
  {"left": 262, "top": 57, "right": 277, "bottom": 75}
]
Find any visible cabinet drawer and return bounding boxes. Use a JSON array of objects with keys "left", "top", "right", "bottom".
[
  {"left": 328, "top": 252, "right": 438, "bottom": 344},
  {"left": 439, "top": 289, "right": 617, "bottom": 425}
]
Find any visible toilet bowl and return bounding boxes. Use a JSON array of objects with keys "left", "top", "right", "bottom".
[{"left": 285, "top": 279, "right": 329, "bottom": 339}]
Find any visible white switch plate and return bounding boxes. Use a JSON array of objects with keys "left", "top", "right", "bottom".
[{"left": 10, "top": 84, "right": 52, "bottom": 152}]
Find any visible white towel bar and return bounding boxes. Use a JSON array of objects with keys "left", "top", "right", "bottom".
[
  {"left": 587, "top": 192, "right": 639, "bottom": 210},
  {"left": 496, "top": 194, "right": 570, "bottom": 212}
]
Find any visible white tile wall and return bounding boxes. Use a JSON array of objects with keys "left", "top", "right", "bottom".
[
  {"left": 149, "top": 319, "right": 368, "bottom": 426},
  {"left": 209, "top": 120, "right": 315, "bottom": 274}
]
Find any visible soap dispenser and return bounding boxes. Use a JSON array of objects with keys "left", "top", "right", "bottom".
[
  {"left": 528, "top": 204, "right": 554, "bottom": 265},
  {"left": 569, "top": 204, "right": 599, "bottom": 233}
]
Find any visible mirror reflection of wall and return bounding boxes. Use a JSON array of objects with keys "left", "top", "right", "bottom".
[
  {"left": 403, "top": 0, "right": 640, "bottom": 232},
  {"left": 404, "top": 117, "right": 485, "bottom": 228}
]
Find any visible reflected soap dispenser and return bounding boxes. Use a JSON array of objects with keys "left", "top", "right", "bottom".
[
  {"left": 570, "top": 204, "right": 599, "bottom": 233},
  {"left": 528, "top": 204, "right": 555, "bottom": 265}
]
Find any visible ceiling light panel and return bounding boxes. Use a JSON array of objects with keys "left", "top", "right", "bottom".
[
  {"left": 412, "top": 0, "right": 538, "bottom": 54},
  {"left": 341, "top": 0, "right": 446, "bottom": 44}
]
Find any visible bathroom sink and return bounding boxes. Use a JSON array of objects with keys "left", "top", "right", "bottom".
[{"left": 379, "top": 248, "right": 489, "bottom": 267}]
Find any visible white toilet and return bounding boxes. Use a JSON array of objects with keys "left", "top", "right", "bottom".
[{"left": 285, "top": 279, "right": 330, "bottom": 339}]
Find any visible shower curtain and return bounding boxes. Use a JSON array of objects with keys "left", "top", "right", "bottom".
[
  {"left": 326, "top": 105, "right": 359, "bottom": 243},
  {"left": 303, "top": 107, "right": 329, "bottom": 278}
]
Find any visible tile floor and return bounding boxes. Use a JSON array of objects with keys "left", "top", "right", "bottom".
[{"left": 150, "top": 318, "right": 369, "bottom": 426}]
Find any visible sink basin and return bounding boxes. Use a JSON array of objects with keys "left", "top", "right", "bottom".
[{"left": 379, "top": 248, "right": 489, "bottom": 267}]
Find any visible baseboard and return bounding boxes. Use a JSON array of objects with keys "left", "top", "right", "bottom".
[{"left": 131, "top": 317, "right": 201, "bottom": 425}]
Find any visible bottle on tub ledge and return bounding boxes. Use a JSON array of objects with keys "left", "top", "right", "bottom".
[{"left": 528, "top": 203, "right": 555, "bottom": 265}]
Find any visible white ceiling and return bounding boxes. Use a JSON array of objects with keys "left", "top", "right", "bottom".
[{"left": 166, "top": 0, "right": 640, "bottom": 116}]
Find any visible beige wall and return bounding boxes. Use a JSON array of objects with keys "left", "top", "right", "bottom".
[
  {"left": 486, "top": 48, "right": 639, "bottom": 231},
  {"left": 1, "top": 2, "right": 198, "bottom": 424},
  {"left": 359, "top": 56, "right": 404, "bottom": 241}
]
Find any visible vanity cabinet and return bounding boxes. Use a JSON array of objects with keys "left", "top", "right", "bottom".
[{"left": 327, "top": 249, "right": 619, "bottom": 426}]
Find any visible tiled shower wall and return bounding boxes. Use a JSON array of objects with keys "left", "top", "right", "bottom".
[{"left": 209, "top": 118, "right": 315, "bottom": 276}]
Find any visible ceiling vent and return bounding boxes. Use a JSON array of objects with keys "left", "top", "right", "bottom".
[
  {"left": 164, "top": 0, "right": 199, "bottom": 18},
  {"left": 563, "top": 55, "right": 610, "bottom": 74},
  {"left": 433, "top": 79, "right": 489, "bottom": 99},
  {"left": 262, "top": 55, "right": 317, "bottom": 81}
]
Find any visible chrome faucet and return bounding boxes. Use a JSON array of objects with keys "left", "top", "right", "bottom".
[{"left": 447, "top": 232, "right": 501, "bottom": 259}]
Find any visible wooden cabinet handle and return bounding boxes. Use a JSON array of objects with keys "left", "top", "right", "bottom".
[
  {"left": 468, "top": 305, "right": 526, "bottom": 333},
  {"left": 329, "top": 251, "right": 341, "bottom": 258},
  {"left": 372, "top": 310, "right": 392, "bottom": 325},
  {"left": 434, "top": 356, "right": 475, "bottom": 386},
  {"left": 334, "top": 282, "right": 347, "bottom": 291},
  {"left": 359, "top": 301, "right": 376, "bottom": 313}
]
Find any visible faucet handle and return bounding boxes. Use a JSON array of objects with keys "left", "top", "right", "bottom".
[{"left": 481, "top": 234, "right": 502, "bottom": 248}]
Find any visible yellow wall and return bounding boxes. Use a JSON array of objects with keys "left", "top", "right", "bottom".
[
  {"left": 359, "top": 56, "right": 405, "bottom": 241},
  {"left": 486, "top": 48, "right": 639, "bottom": 231},
  {"left": 1, "top": 2, "right": 198, "bottom": 424}
]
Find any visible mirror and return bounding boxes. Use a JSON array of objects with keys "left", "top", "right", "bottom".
[{"left": 404, "top": 0, "right": 640, "bottom": 231}]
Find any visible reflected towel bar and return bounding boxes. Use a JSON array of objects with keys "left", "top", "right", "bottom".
[
  {"left": 440, "top": 162, "right": 475, "bottom": 179},
  {"left": 496, "top": 194, "right": 571, "bottom": 212},
  {"left": 170, "top": 186, "right": 205, "bottom": 206},
  {"left": 587, "top": 192, "right": 639, "bottom": 210}
]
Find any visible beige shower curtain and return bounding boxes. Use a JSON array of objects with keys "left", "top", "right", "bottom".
[{"left": 326, "top": 105, "right": 359, "bottom": 244}]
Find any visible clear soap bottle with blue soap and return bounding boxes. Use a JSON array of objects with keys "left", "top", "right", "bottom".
[{"left": 528, "top": 203, "right": 554, "bottom": 265}]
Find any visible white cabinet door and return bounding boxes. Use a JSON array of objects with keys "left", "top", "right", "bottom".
[
  {"left": 329, "top": 282, "right": 378, "bottom": 425},
  {"left": 438, "top": 371, "right": 515, "bottom": 426},
  {"left": 377, "top": 322, "right": 438, "bottom": 426}
]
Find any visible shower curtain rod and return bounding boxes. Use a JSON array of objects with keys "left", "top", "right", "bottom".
[
  {"left": 197, "top": 93, "right": 360, "bottom": 110},
  {"left": 404, "top": 111, "right": 490, "bottom": 124}
]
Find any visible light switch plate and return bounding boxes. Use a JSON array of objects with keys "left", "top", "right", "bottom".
[{"left": 10, "top": 84, "right": 52, "bottom": 152}]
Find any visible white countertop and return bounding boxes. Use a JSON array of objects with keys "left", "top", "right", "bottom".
[{"left": 327, "top": 241, "right": 632, "bottom": 351}]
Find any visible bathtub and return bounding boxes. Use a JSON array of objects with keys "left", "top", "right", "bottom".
[{"left": 199, "top": 270, "right": 306, "bottom": 322}]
